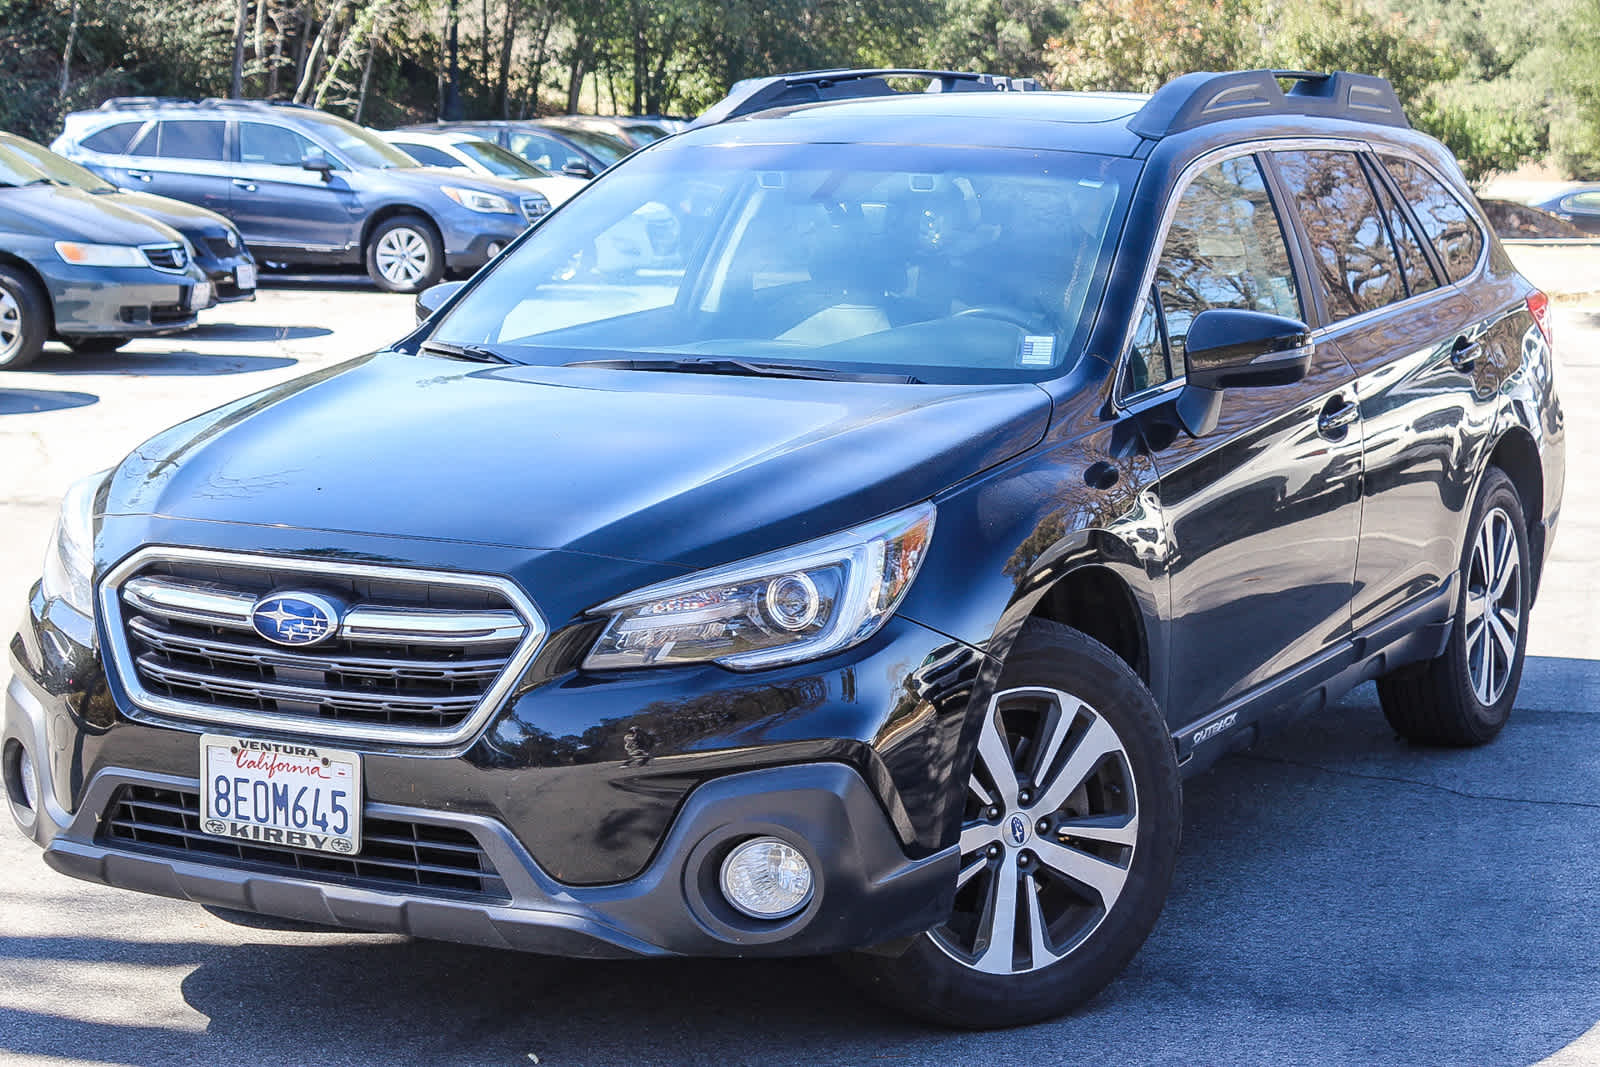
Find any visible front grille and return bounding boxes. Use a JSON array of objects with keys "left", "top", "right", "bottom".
[
  {"left": 520, "top": 196, "right": 550, "bottom": 224},
  {"left": 104, "top": 550, "right": 544, "bottom": 744},
  {"left": 142, "top": 244, "right": 188, "bottom": 272},
  {"left": 102, "top": 785, "right": 510, "bottom": 900}
]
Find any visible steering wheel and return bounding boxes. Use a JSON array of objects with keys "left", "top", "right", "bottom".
[{"left": 950, "top": 305, "right": 1046, "bottom": 332}]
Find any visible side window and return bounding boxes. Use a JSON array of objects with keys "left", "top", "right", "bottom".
[
  {"left": 1153, "top": 155, "right": 1299, "bottom": 371},
  {"left": 239, "top": 123, "right": 319, "bottom": 167},
  {"left": 1364, "top": 158, "right": 1439, "bottom": 297},
  {"left": 393, "top": 142, "right": 462, "bottom": 169},
  {"left": 1274, "top": 149, "right": 1404, "bottom": 320},
  {"left": 509, "top": 132, "right": 583, "bottom": 173},
  {"left": 152, "top": 120, "right": 226, "bottom": 161},
  {"left": 1122, "top": 292, "right": 1172, "bottom": 395},
  {"left": 81, "top": 121, "right": 145, "bottom": 154},
  {"left": 1381, "top": 156, "right": 1485, "bottom": 283}
]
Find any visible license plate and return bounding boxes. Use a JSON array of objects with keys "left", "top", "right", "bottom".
[
  {"left": 200, "top": 734, "right": 362, "bottom": 854},
  {"left": 190, "top": 280, "right": 214, "bottom": 309},
  {"left": 235, "top": 262, "right": 256, "bottom": 290}
]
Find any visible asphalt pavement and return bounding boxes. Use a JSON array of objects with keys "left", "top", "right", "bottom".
[{"left": 0, "top": 282, "right": 1596, "bottom": 1067}]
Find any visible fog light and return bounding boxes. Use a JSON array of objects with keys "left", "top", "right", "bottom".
[
  {"left": 6, "top": 742, "right": 38, "bottom": 813},
  {"left": 18, "top": 746, "right": 38, "bottom": 812},
  {"left": 487, "top": 241, "right": 504, "bottom": 257},
  {"left": 719, "top": 836, "right": 813, "bottom": 920}
]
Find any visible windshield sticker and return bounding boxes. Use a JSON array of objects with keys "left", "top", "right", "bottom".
[{"left": 1019, "top": 335, "right": 1056, "bottom": 367}]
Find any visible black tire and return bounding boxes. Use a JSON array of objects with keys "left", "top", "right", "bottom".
[
  {"left": 842, "top": 619, "right": 1181, "bottom": 1029},
  {"left": 1377, "top": 468, "right": 1530, "bottom": 746},
  {"left": 364, "top": 215, "right": 445, "bottom": 293},
  {"left": 0, "top": 266, "right": 48, "bottom": 371},
  {"left": 64, "top": 335, "right": 130, "bottom": 354}
]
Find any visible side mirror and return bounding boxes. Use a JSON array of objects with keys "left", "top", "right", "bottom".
[
  {"left": 1175, "top": 309, "right": 1313, "bottom": 437},
  {"left": 561, "top": 161, "right": 594, "bottom": 179},
  {"left": 415, "top": 280, "right": 466, "bottom": 325},
  {"left": 301, "top": 153, "right": 334, "bottom": 181}
]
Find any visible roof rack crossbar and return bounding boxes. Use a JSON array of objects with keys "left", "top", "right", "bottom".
[
  {"left": 97, "top": 96, "right": 313, "bottom": 113},
  {"left": 690, "top": 67, "right": 1039, "bottom": 127},
  {"left": 1126, "top": 69, "right": 1409, "bottom": 139}
]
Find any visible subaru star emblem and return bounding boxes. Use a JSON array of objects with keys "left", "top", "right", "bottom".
[
  {"left": 1008, "top": 814, "right": 1029, "bottom": 846},
  {"left": 250, "top": 591, "right": 341, "bottom": 647}
]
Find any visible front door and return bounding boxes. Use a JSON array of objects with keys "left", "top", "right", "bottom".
[
  {"left": 1122, "top": 153, "right": 1364, "bottom": 733},
  {"left": 229, "top": 121, "right": 363, "bottom": 256}
]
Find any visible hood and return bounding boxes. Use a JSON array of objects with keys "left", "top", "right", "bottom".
[
  {"left": 392, "top": 166, "right": 537, "bottom": 200},
  {"left": 107, "top": 352, "right": 1051, "bottom": 571},
  {"left": 0, "top": 185, "right": 185, "bottom": 245},
  {"left": 105, "top": 189, "right": 232, "bottom": 239}
]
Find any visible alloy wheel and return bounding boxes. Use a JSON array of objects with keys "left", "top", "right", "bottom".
[
  {"left": 1465, "top": 505, "right": 1521, "bottom": 706},
  {"left": 375, "top": 228, "right": 432, "bottom": 288},
  {"left": 931, "top": 685, "right": 1139, "bottom": 975},
  {"left": 0, "top": 286, "right": 23, "bottom": 364}
]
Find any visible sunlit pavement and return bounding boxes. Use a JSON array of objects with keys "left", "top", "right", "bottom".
[{"left": 0, "top": 287, "right": 1596, "bottom": 1066}]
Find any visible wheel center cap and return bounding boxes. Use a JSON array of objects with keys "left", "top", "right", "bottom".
[{"left": 1007, "top": 813, "right": 1030, "bottom": 847}]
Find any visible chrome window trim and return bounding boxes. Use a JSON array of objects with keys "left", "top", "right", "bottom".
[
  {"left": 1112, "top": 134, "right": 1422, "bottom": 412},
  {"left": 98, "top": 546, "right": 549, "bottom": 747}
]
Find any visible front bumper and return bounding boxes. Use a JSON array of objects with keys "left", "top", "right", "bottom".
[
  {"left": 193, "top": 247, "right": 257, "bottom": 303},
  {"left": 39, "top": 259, "right": 208, "bottom": 337},
  {"left": 440, "top": 215, "right": 529, "bottom": 274},
  {"left": 6, "top": 564, "right": 980, "bottom": 957}
]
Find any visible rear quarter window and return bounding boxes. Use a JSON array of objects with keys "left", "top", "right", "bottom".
[
  {"left": 80, "top": 121, "right": 145, "bottom": 155},
  {"left": 1380, "top": 156, "right": 1484, "bottom": 283}
]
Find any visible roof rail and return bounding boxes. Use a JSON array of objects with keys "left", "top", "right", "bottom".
[
  {"left": 691, "top": 68, "right": 1039, "bottom": 127},
  {"left": 96, "top": 96, "right": 316, "bottom": 113},
  {"left": 98, "top": 96, "right": 200, "bottom": 110},
  {"left": 1126, "top": 70, "right": 1409, "bottom": 139}
]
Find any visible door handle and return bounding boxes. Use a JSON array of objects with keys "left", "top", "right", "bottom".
[
  {"left": 126, "top": 169, "right": 151, "bottom": 182},
  {"left": 1317, "top": 396, "right": 1359, "bottom": 438},
  {"left": 231, "top": 179, "right": 258, "bottom": 192},
  {"left": 1450, "top": 335, "right": 1481, "bottom": 372}
]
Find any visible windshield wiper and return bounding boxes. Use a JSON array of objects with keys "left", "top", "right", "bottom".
[
  {"left": 419, "top": 340, "right": 516, "bottom": 364},
  {"left": 565, "top": 357, "right": 919, "bottom": 384}
]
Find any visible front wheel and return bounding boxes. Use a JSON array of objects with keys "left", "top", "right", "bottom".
[
  {"left": 0, "top": 267, "right": 48, "bottom": 370},
  {"left": 365, "top": 216, "right": 444, "bottom": 293},
  {"left": 844, "top": 620, "right": 1181, "bottom": 1028}
]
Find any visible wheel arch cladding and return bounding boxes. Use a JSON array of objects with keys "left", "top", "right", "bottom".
[
  {"left": 361, "top": 206, "right": 439, "bottom": 253},
  {"left": 1488, "top": 427, "right": 1544, "bottom": 597},
  {"left": 1029, "top": 564, "right": 1150, "bottom": 685}
]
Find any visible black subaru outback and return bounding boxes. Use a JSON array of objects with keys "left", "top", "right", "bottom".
[{"left": 4, "top": 69, "right": 1564, "bottom": 1028}]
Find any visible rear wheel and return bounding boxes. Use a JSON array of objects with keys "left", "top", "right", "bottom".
[
  {"left": 64, "top": 335, "right": 130, "bottom": 354},
  {"left": 1377, "top": 468, "right": 1529, "bottom": 745},
  {"left": 0, "top": 267, "right": 47, "bottom": 370},
  {"left": 844, "top": 620, "right": 1181, "bottom": 1028},
  {"left": 365, "top": 216, "right": 444, "bottom": 293}
]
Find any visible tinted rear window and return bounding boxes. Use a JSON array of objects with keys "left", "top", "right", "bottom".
[
  {"left": 81, "top": 121, "right": 145, "bottom": 154},
  {"left": 1381, "top": 157, "right": 1484, "bottom": 283},
  {"left": 152, "top": 120, "right": 226, "bottom": 161}
]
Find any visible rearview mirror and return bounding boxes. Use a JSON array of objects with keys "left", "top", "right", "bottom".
[
  {"left": 415, "top": 280, "right": 466, "bottom": 325},
  {"left": 1175, "top": 309, "right": 1313, "bottom": 437},
  {"left": 561, "top": 161, "right": 594, "bottom": 179},
  {"left": 301, "top": 153, "right": 334, "bottom": 181}
]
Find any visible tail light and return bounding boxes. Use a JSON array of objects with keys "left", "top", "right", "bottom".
[{"left": 1527, "top": 290, "right": 1553, "bottom": 347}]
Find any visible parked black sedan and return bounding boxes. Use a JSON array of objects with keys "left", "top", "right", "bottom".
[
  {"left": 0, "top": 153, "right": 212, "bottom": 368},
  {"left": 1532, "top": 184, "right": 1600, "bottom": 235},
  {"left": 0, "top": 133, "right": 256, "bottom": 302}
]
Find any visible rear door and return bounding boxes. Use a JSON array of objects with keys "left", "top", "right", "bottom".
[
  {"left": 122, "top": 119, "right": 232, "bottom": 215},
  {"left": 1268, "top": 147, "right": 1498, "bottom": 636},
  {"left": 1124, "top": 151, "right": 1364, "bottom": 733},
  {"left": 230, "top": 120, "right": 364, "bottom": 254}
]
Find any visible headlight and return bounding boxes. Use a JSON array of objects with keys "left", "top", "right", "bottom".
[
  {"left": 41, "top": 470, "right": 109, "bottom": 617},
  {"left": 585, "top": 503, "right": 935, "bottom": 671},
  {"left": 54, "top": 242, "right": 146, "bottom": 267},
  {"left": 441, "top": 186, "right": 516, "bottom": 215}
]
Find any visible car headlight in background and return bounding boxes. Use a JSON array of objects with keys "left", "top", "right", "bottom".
[
  {"left": 54, "top": 242, "right": 146, "bottom": 268},
  {"left": 441, "top": 187, "right": 516, "bottom": 215},
  {"left": 585, "top": 503, "right": 935, "bottom": 671},
  {"left": 41, "top": 470, "right": 109, "bottom": 617}
]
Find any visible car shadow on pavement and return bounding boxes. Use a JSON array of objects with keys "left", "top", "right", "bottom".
[
  {"left": 184, "top": 324, "right": 334, "bottom": 342},
  {"left": 258, "top": 270, "right": 379, "bottom": 292},
  {"left": 0, "top": 388, "right": 98, "bottom": 415},
  {"left": 28, "top": 350, "right": 298, "bottom": 376}
]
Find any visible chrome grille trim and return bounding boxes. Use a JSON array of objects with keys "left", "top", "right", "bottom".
[{"left": 100, "top": 547, "right": 548, "bottom": 746}]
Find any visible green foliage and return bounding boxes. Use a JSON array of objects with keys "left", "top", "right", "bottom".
[
  {"left": 925, "top": 0, "right": 1072, "bottom": 80},
  {"left": 1418, "top": 81, "right": 1549, "bottom": 184}
]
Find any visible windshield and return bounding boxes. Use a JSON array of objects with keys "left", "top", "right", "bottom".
[
  {"left": 0, "top": 135, "right": 115, "bottom": 192},
  {"left": 0, "top": 153, "right": 48, "bottom": 188},
  {"left": 432, "top": 142, "right": 1135, "bottom": 383},
  {"left": 295, "top": 111, "right": 417, "bottom": 169},
  {"left": 456, "top": 139, "right": 550, "bottom": 178},
  {"left": 547, "top": 125, "right": 628, "bottom": 166}
]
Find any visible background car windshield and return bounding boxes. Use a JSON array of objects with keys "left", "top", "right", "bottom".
[
  {"left": 433, "top": 143, "right": 1132, "bottom": 382},
  {"left": 0, "top": 135, "right": 115, "bottom": 192},
  {"left": 551, "top": 126, "right": 628, "bottom": 165},
  {"left": 295, "top": 112, "right": 417, "bottom": 169},
  {"left": 456, "top": 139, "right": 550, "bottom": 178}
]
